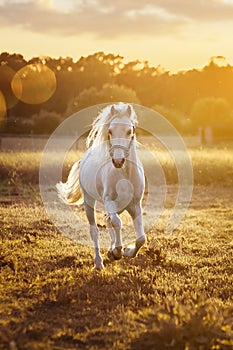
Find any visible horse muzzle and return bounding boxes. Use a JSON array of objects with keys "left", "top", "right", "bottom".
[
  {"left": 109, "top": 142, "right": 131, "bottom": 168},
  {"left": 112, "top": 157, "right": 125, "bottom": 168}
]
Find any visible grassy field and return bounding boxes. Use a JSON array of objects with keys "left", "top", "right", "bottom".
[
  {"left": 1, "top": 146, "right": 233, "bottom": 187},
  {"left": 0, "top": 147, "right": 233, "bottom": 350}
]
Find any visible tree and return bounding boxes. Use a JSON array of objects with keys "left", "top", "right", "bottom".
[
  {"left": 32, "top": 109, "right": 61, "bottom": 134},
  {"left": 66, "top": 83, "right": 140, "bottom": 115},
  {"left": 74, "top": 52, "right": 114, "bottom": 91},
  {"left": 152, "top": 104, "right": 189, "bottom": 133},
  {"left": 190, "top": 97, "right": 231, "bottom": 130},
  {"left": 116, "top": 60, "right": 169, "bottom": 107}
]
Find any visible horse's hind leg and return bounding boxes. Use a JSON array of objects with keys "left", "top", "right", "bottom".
[
  {"left": 84, "top": 200, "right": 104, "bottom": 269},
  {"left": 124, "top": 203, "right": 146, "bottom": 258}
]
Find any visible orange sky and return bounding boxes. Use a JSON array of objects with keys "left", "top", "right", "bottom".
[{"left": 1, "top": 0, "right": 233, "bottom": 72}]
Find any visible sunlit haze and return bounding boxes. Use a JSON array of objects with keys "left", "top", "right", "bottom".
[{"left": 0, "top": 0, "right": 233, "bottom": 72}]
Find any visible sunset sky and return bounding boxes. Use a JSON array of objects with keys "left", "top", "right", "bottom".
[{"left": 1, "top": 0, "right": 233, "bottom": 72}]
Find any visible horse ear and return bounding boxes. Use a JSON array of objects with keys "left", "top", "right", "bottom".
[
  {"left": 126, "top": 104, "right": 132, "bottom": 117},
  {"left": 111, "top": 105, "right": 116, "bottom": 116}
]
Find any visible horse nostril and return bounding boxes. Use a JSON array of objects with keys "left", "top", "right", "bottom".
[{"left": 112, "top": 158, "right": 125, "bottom": 168}]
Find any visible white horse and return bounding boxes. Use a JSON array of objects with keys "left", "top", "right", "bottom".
[{"left": 56, "top": 102, "right": 146, "bottom": 269}]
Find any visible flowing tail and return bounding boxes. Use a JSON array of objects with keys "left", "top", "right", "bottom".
[{"left": 56, "top": 160, "right": 83, "bottom": 205}]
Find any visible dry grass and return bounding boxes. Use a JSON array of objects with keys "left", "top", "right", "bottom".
[
  {"left": 1, "top": 146, "right": 233, "bottom": 187},
  {"left": 0, "top": 148, "right": 233, "bottom": 349}
]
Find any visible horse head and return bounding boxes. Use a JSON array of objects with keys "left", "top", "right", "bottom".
[{"left": 108, "top": 104, "right": 135, "bottom": 168}]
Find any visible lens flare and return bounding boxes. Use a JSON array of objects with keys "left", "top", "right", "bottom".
[
  {"left": 11, "top": 63, "right": 56, "bottom": 104},
  {"left": 0, "top": 90, "right": 6, "bottom": 130},
  {"left": 0, "top": 65, "right": 19, "bottom": 109}
]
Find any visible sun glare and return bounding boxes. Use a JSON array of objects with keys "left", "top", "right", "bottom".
[
  {"left": 0, "top": 90, "right": 6, "bottom": 130},
  {"left": 11, "top": 64, "right": 57, "bottom": 105},
  {"left": 0, "top": 65, "right": 19, "bottom": 110}
]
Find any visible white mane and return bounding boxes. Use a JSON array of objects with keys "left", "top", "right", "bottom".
[{"left": 87, "top": 102, "right": 138, "bottom": 149}]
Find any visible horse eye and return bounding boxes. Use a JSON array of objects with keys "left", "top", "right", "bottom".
[
  {"left": 108, "top": 129, "right": 112, "bottom": 136},
  {"left": 126, "top": 130, "right": 131, "bottom": 136}
]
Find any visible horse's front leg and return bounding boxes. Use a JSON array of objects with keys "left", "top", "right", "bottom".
[
  {"left": 84, "top": 200, "right": 104, "bottom": 269},
  {"left": 105, "top": 212, "right": 123, "bottom": 261},
  {"left": 124, "top": 203, "right": 146, "bottom": 258}
]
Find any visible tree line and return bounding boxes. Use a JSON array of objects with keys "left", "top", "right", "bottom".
[{"left": 0, "top": 51, "right": 233, "bottom": 136}]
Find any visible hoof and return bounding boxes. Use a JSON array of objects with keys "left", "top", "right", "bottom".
[
  {"left": 93, "top": 262, "right": 104, "bottom": 270},
  {"left": 123, "top": 236, "right": 146, "bottom": 258},
  {"left": 136, "top": 235, "right": 146, "bottom": 248},
  {"left": 107, "top": 247, "right": 122, "bottom": 261},
  {"left": 107, "top": 250, "right": 115, "bottom": 261},
  {"left": 123, "top": 246, "right": 136, "bottom": 258},
  {"left": 94, "top": 257, "right": 104, "bottom": 270}
]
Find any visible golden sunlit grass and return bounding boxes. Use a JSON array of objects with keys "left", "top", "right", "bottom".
[
  {"left": 0, "top": 148, "right": 233, "bottom": 349},
  {"left": 0, "top": 186, "right": 232, "bottom": 349},
  {"left": 1, "top": 146, "right": 233, "bottom": 187},
  {"left": 189, "top": 148, "right": 233, "bottom": 185}
]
